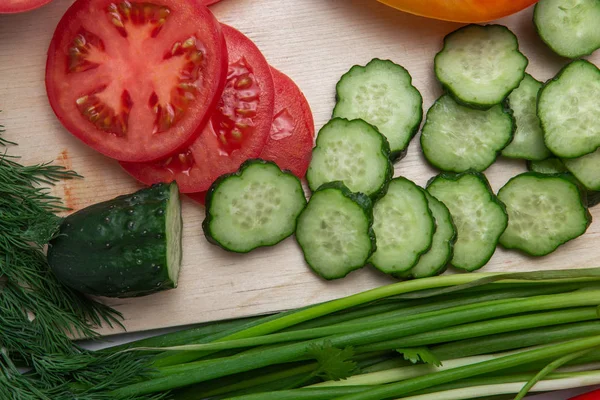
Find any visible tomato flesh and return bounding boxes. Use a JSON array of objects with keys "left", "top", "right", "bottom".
[
  {"left": 46, "top": 0, "right": 227, "bottom": 162},
  {"left": 377, "top": 0, "right": 538, "bottom": 23},
  {"left": 259, "top": 67, "right": 315, "bottom": 178},
  {"left": 187, "top": 67, "right": 315, "bottom": 206},
  {"left": 121, "top": 24, "right": 275, "bottom": 192},
  {"left": 0, "top": 0, "right": 52, "bottom": 14}
]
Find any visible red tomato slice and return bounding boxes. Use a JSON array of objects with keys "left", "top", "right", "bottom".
[
  {"left": 259, "top": 67, "right": 315, "bottom": 178},
  {"left": 46, "top": 0, "right": 227, "bottom": 162},
  {"left": 570, "top": 390, "right": 600, "bottom": 400},
  {"left": 0, "top": 0, "right": 52, "bottom": 14},
  {"left": 121, "top": 24, "right": 275, "bottom": 192},
  {"left": 187, "top": 191, "right": 207, "bottom": 205},
  {"left": 187, "top": 67, "right": 315, "bottom": 206}
]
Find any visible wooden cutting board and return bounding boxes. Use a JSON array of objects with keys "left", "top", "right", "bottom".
[{"left": 1, "top": 0, "right": 599, "bottom": 336}]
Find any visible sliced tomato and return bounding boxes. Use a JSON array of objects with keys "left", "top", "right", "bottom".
[
  {"left": 187, "top": 191, "right": 207, "bottom": 205},
  {"left": 187, "top": 67, "right": 314, "bottom": 206},
  {"left": 259, "top": 67, "right": 314, "bottom": 178},
  {"left": 121, "top": 24, "right": 275, "bottom": 192},
  {"left": 45, "top": 0, "right": 227, "bottom": 162},
  {"left": 0, "top": 0, "right": 52, "bottom": 14},
  {"left": 378, "top": 0, "right": 538, "bottom": 23},
  {"left": 570, "top": 390, "right": 600, "bottom": 400}
]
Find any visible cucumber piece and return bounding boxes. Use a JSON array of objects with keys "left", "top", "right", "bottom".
[
  {"left": 48, "top": 183, "right": 182, "bottom": 298},
  {"left": 296, "top": 182, "right": 375, "bottom": 280},
  {"left": 369, "top": 177, "right": 435, "bottom": 274},
  {"left": 534, "top": 0, "right": 600, "bottom": 59},
  {"left": 203, "top": 160, "right": 307, "bottom": 253},
  {"left": 498, "top": 172, "right": 591, "bottom": 256},
  {"left": 307, "top": 118, "right": 392, "bottom": 198},
  {"left": 434, "top": 24, "right": 528, "bottom": 108},
  {"left": 538, "top": 60, "right": 600, "bottom": 158},
  {"left": 427, "top": 172, "right": 508, "bottom": 272},
  {"left": 527, "top": 157, "right": 569, "bottom": 175},
  {"left": 396, "top": 192, "right": 457, "bottom": 279},
  {"left": 332, "top": 59, "right": 423, "bottom": 160},
  {"left": 563, "top": 148, "right": 600, "bottom": 191},
  {"left": 502, "top": 74, "right": 551, "bottom": 161},
  {"left": 528, "top": 157, "right": 600, "bottom": 207},
  {"left": 420, "top": 94, "right": 514, "bottom": 172}
]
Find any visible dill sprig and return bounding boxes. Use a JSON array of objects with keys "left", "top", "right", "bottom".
[{"left": 0, "top": 122, "right": 162, "bottom": 399}]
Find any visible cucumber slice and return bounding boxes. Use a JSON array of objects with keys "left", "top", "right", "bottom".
[
  {"left": 296, "top": 182, "right": 375, "bottom": 280},
  {"left": 427, "top": 172, "right": 508, "bottom": 272},
  {"left": 498, "top": 172, "right": 591, "bottom": 256},
  {"left": 333, "top": 59, "right": 423, "bottom": 160},
  {"left": 396, "top": 192, "right": 457, "bottom": 279},
  {"left": 528, "top": 157, "right": 600, "bottom": 207},
  {"left": 538, "top": 60, "right": 600, "bottom": 158},
  {"left": 527, "top": 157, "right": 569, "bottom": 175},
  {"left": 420, "top": 94, "right": 514, "bottom": 172},
  {"left": 564, "top": 148, "right": 600, "bottom": 191},
  {"left": 502, "top": 74, "right": 551, "bottom": 160},
  {"left": 369, "top": 177, "right": 435, "bottom": 274},
  {"left": 48, "top": 183, "right": 182, "bottom": 298},
  {"left": 434, "top": 24, "right": 528, "bottom": 108},
  {"left": 203, "top": 160, "right": 307, "bottom": 253},
  {"left": 307, "top": 118, "right": 392, "bottom": 198},
  {"left": 534, "top": 0, "right": 600, "bottom": 59}
]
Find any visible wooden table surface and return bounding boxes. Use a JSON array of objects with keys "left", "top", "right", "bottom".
[{"left": 1, "top": 0, "right": 599, "bottom": 336}]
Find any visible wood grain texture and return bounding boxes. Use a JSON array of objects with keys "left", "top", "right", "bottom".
[{"left": 1, "top": 0, "right": 599, "bottom": 336}]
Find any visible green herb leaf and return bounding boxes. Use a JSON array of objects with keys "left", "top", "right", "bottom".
[
  {"left": 307, "top": 341, "right": 358, "bottom": 381},
  {"left": 396, "top": 347, "right": 442, "bottom": 367}
]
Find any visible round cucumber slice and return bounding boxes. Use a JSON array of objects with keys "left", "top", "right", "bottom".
[
  {"left": 333, "top": 58, "right": 423, "bottom": 160},
  {"left": 502, "top": 74, "right": 551, "bottom": 161},
  {"left": 427, "top": 172, "right": 508, "bottom": 272},
  {"left": 534, "top": 0, "right": 600, "bottom": 59},
  {"left": 527, "top": 157, "right": 569, "bottom": 175},
  {"left": 420, "top": 94, "right": 514, "bottom": 173},
  {"left": 563, "top": 148, "right": 600, "bottom": 191},
  {"left": 498, "top": 172, "right": 591, "bottom": 256},
  {"left": 369, "top": 177, "right": 435, "bottom": 274},
  {"left": 396, "top": 192, "right": 456, "bottom": 279},
  {"left": 203, "top": 160, "right": 307, "bottom": 253},
  {"left": 307, "top": 118, "right": 392, "bottom": 198},
  {"left": 434, "top": 24, "right": 528, "bottom": 109},
  {"left": 296, "top": 182, "right": 375, "bottom": 280},
  {"left": 538, "top": 60, "right": 600, "bottom": 158}
]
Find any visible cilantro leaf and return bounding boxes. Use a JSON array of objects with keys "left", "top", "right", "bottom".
[
  {"left": 307, "top": 341, "right": 358, "bottom": 381},
  {"left": 396, "top": 347, "right": 442, "bottom": 367}
]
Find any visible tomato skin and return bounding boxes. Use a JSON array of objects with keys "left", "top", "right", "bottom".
[
  {"left": 121, "top": 24, "right": 275, "bottom": 192},
  {"left": 46, "top": 0, "right": 227, "bottom": 162},
  {"left": 570, "top": 390, "right": 600, "bottom": 400},
  {"left": 0, "top": 0, "right": 52, "bottom": 14},
  {"left": 259, "top": 67, "right": 315, "bottom": 178},
  {"left": 187, "top": 67, "right": 314, "bottom": 206},
  {"left": 187, "top": 191, "right": 207, "bottom": 205},
  {"left": 199, "top": 0, "right": 222, "bottom": 5},
  {"left": 377, "top": 0, "right": 538, "bottom": 23}
]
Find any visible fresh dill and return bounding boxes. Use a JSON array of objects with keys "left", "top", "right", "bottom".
[{"left": 0, "top": 122, "right": 160, "bottom": 399}]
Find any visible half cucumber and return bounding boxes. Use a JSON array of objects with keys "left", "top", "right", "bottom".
[{"left": 48, "top": 182, "right": 182, "bottom": 298}]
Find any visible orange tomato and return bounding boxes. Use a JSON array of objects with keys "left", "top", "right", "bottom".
[{"left": 377, "top": 0, "right": 538, "bottom": 23}]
